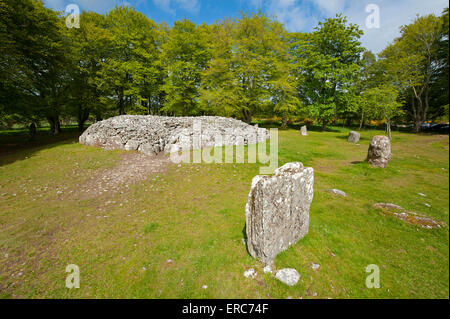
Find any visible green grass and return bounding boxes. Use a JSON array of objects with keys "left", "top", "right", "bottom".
[{"left": 0, "top": 126, "right": 448, "bottom": 299}]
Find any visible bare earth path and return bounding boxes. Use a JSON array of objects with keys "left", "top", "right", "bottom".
[{"left": 75, "top": 152, "right": 172, "bottom": 199}]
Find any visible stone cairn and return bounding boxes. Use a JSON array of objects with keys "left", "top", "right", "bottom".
[
  {"left": 347, "top": 131, "right": 360, "bottom": 143},
  {"left": 245, "top": 162, "right": 314, "bottom": 266},
  {"left": 300, "top": 125, "right": 308, "bottom": 136},
  {"left": 79, "top": 115, "right": 270, "bottom": 155},
  {"left": 367, "top": 135, "right": 391, "bottom": 168}
]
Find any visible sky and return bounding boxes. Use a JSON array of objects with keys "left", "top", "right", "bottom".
[{"left": 43, "top": 0, "right": 448, "bottom": 54}]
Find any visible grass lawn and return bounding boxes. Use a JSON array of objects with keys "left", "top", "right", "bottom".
[{"left": 0, "top": 126, "right": 448, "bottom": 299}]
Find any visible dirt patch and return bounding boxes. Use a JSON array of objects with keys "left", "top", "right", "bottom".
[
  {"left": 373, "top": 203, "right": 447, "bottom": 229},
  {"left": 74, "top": 151, "right": 172, "bottom": 200}
]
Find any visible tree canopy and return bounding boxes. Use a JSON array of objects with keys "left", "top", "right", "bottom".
[{"left": 0, "top": 1, "right": 448, "bottom": 134}]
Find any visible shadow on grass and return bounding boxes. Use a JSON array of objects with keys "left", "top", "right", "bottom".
[
  {"left": 241, "top": 223, "right": 252, "bottom": 257},
  {"left": 0, "top": 127, "right": 82, "bottom": 167}
]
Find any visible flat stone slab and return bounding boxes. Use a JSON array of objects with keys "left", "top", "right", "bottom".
[
  {"left": 326, "top": 189, "right": 347, "bottom": 197},
  {"left": 373, "top": 203, "right": 446, "bottom": 229},
  {"left": 275, "top": 268, "right": 300, "bottom": 286},
  {"left": 245, "top": 162, "right": 314, "bottom": 265}
]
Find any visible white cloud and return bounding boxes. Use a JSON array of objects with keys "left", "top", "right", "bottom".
[
  {"left": 153, "top": 0, "right": 200, "bottom": 14},
  {"left": 250, "top": 0, "right": 448, "bottom": 53}
]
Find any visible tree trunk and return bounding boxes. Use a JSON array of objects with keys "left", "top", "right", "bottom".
[
  {"left": 29, "top": 122, "right": 37, "bottom": 141},
  {"left": 359, "top": 110, "right": 364, "bottom": 131},
  {"left": 242, "top": 109, "right": 252, "bottom": 124},
  {"left": 387, "top": 118, "right": 392, "bottom": 140},
  {"left": 47, "top": 115, "right": 61, "bottom": 135},
  {"left": 281, "top": 116, "right": 288, "bottom": 129},
  {"left": 77, "top": 108, "right": 89, "bottom": 132},
  {"left": 321, "top": 120, "right": 327, "bottom": 131}
]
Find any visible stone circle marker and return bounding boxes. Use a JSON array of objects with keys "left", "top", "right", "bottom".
[
  {"left": 347, "top": 131, "right": 360, "bottom": 143},
  {"left": 245, "top": 162, "right": 314, "bottom": 266},
  {"left": 367, "top": 135, "right": 391, "bottom": 168},
  {"left": 300, "top": 125, "right": 308, "bottom": 136}
]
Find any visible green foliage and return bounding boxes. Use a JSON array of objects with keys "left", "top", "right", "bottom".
[
  {"left": 0, "top": 0, "right": 68, "bottom": 132},
  {"left": 0, "top": 2, "right": 448, "bottom": 133},
  {"left": 97, "top": 6, "right": 164, "bottom": 116},
  {"left": 200, "top": 13, "right": 299, "bottom": 123},
  {"left": 360, "top": 86, "right": 403, "bottom": 138},
  {"left": 379, "top": 13, "right": 444, "bottom": 131},
  {"left": 161, "top": 19, "right": 210, "bottom": 116},
  {"left": 293, "top": 15, "right": 364, "bottom": 129}
]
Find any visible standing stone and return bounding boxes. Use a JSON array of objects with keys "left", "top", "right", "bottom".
[
  {"left": 300, "top": 126, "right": 308, "bottom": 136},
  {"left": 347, "top": 131, "right": 360, "bottom": 143},
  {"left": 367, "top": 135, "right": 391, "bottom": 168},
  {"left": 245, "top": 162, "right": 314, "bottom": 266}
]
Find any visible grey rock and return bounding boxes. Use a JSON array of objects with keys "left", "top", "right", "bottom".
[
  {"left": 275, "top": 268, "right": 300, "bottom": 286},
  {"left": 80, "top": 115, "right": 270, "bottom": 155},
  {"left": 263, "top": 265, "right": 273, "bottom": 274},
  {"left": 245, "top": 162, "right": 314, "bottom": 265},
  {"left": 326, "top": 189, "right": 347, "bottom": 197},
  {"left": 367, "top": 135, "right": 391, "bottom": 168},
  {"left": 243, "top": 268, "right": 257, "bottom": 278},
  {"left": 373, "top": 203, "right": 403, "bottom": 210},
  {"left": 348, "top": 131, "right": 360, "bottom": 143},
  {"left": 300, "top": 125, "right": 308, "bottom": 136},
  {"left": 312, "top": 263, "right": 320, "bottom": 270}
]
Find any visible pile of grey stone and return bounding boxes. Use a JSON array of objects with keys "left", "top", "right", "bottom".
[{"left": 79, "top": 115, "right": 270, "bottom": 155}]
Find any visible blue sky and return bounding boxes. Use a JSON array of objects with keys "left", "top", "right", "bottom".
[{"left": 44, "top": 0, "right": 448, "bottom": 53}]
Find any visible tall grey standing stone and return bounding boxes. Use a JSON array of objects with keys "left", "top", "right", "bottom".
[
  {"left": 245, "top": 162, "right": 314, "bottom": 266},
  {"left": 367, "top": 135, "right": 391, "bottom": 168},
  {"left": 347, "top": 131, "right": 360, "bottom": 143},
  {"left": 300, "top": 126, "right": 308, "bottom": 136}
]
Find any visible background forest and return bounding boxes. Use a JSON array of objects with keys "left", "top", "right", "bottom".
[{"left": 0, "top": 0, "right": 448, "bottom": 134}]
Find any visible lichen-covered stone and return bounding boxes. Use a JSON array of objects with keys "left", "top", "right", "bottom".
[
  {"left": 79, "top": 115, "right": 270, "bottom": 155},
  {"left": 245, "top": 162, "right": 314, "bottom": 265},
  {"left": 348, "top": 131, "right": 360, "bottom": 143},
  {"left": 367, "top": 135, "right": 391, "bottom": 168}
]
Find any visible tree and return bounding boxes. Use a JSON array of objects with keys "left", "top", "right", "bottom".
[
  {"left": 0, "top": 0, "right": 68, "bottom": 134},
  {"left": 429, "top": 8, "right": 449, "bottom": 120},
  {"left": 97, "top": 6, "right": 162, "bottom": 116},
  {"left": 199, "top": 20, "right": 242, "bottom": 117},
  {"left": 360, "top": 86, "right": 403, "bottom": 139},
  {"left": 161, "top": 19, "right": 210, "bottom": 116},
  {"left": 380, "top": 14, "right": 443, "bottom": 132},
  {"left": 201, "top": 13, "right": 296, "bottom": 124},
  {"left": 294, "top": 15, "right": 364, "bottom": 130},
  {"left": 66, "top": 11, "right": 110, "bottom": 131}
]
